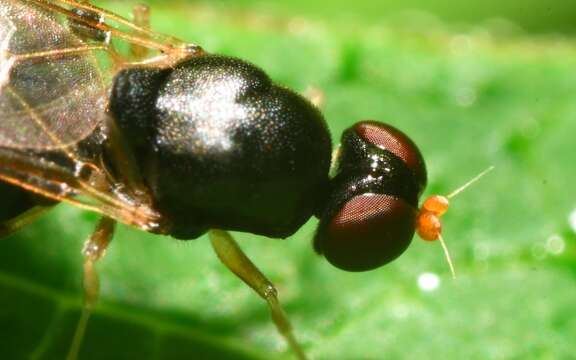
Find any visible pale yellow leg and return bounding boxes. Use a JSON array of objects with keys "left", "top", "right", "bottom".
[
  {"left": 130, "top": 4, "right": 151, "bottom": 60},
  {"left": 0, "top": 205, "right": 52, "bottom": 238},
  {"left": 209, "top": 229, "right": 308, "bottom": 360},
  {"left": 67, "top": 217, "right": 116, "bottom": 360}
]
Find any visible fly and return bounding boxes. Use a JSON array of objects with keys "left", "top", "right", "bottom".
[{"left": 0, "top": 1, "right": 491, "bottom": 359}]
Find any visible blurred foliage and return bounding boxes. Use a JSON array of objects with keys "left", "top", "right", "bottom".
[
  {"left": 1, "top": 1, "right": 576, "bottom": 359},
  {"left": 146, "top": 0, "right": 576, "bottom": 34}
]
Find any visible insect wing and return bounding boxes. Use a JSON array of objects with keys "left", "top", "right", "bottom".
[
  {"left": 0, "top": 0, "right": 106, "bottom": 150},
  {"left": 0, "top": 1, "right": 162, "bottom": 230}
]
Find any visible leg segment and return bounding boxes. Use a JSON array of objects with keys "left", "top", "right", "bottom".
[
  {"left": 209, "top": 229, "right": 307, "bottom": 360},
  {"left": 67, "top": 217, "right": 116, "bottom": 360},
  {"left": 304, "top": 86, "right": 325, "bottom": 109},
  {"left": 130, "top": 4, "right": 151, "bottom": 60},
  {"left": 0, "top": 205, "right": 52, "bottom": 238}
]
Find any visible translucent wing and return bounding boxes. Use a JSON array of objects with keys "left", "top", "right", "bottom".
[
  {"left": 0, "top": 0, "right": 197, "bottom": 231},
  {"left": 0, "top": 0, "right": 105, "bottom": 150}
]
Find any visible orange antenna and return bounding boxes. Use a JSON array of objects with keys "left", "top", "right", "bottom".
[{"left": 416, "top": 166, "right": 495, "bottom": 279}]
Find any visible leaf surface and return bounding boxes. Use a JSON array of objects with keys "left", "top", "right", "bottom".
[{"left": 1, "top": 2, "right": 575, "bottom": 359}]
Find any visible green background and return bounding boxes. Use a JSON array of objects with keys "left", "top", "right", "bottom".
[{"left": 1, "top": 0, "right": 575, "bottom": 359}]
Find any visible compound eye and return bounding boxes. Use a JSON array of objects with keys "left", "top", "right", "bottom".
[
  {"left": 355, "top": 121, "right": 427, "bottom": 193},
  {"left": 320, "top": 194, "right": 417, "bottom": 272}
]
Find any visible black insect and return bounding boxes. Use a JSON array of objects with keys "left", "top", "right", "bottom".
[{"left": 0, "top": 1, "right": 468, "bottom": 359}]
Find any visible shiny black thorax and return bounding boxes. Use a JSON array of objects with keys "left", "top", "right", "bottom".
[{"left": 109, "top": 55, "right": 332, "bottom": 239}]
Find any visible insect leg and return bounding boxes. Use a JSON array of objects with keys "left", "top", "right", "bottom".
[
  {"left": 209, "top": 230, "right": 308, "bottom": 360},
  {"left": 304, "top": 86, "right": 325, "bottom": 108},
  {"left": 130, "top": 4, "right": 151, "bottom": 60},
  {"left": 0, "top": 205, "right": 53, "bottom": 239},
  {"left": 67, "top": 217, "right": 116, "bottom": 360},
  {"left": 101, "top": 115, "right": 155, "bottom": 207}
]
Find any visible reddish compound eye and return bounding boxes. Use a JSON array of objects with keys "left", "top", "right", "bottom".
[
  {"left": 316, "top": 117, "right": 493, "bottom": 275},
  {"left": 321, "top": 194, "right": 416, "bottom": 271},
  {"left": 355, "top": 121, "right": 427, "bottom": 194},
  {"left": 314, "top": 121, "right": 426, "bottom": 272}
]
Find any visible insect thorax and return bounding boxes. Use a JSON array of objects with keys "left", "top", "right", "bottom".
[{"left": 109, "top": 55, "right": 332, "bottom": 239}]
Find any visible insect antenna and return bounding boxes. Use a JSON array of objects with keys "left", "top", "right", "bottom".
[
  {"left": 416, "top": 166, "right": 495, "bottom": 279},
  {"left": 446, "top": 165, "right": 495, "bottom": 199},
  {"left": 438, "top": 234, "right": 455, "bottom": 279}
]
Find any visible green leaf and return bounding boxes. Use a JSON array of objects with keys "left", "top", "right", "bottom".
[{"left": 1, "top": 2, "right": 575, "bottom": 359}]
